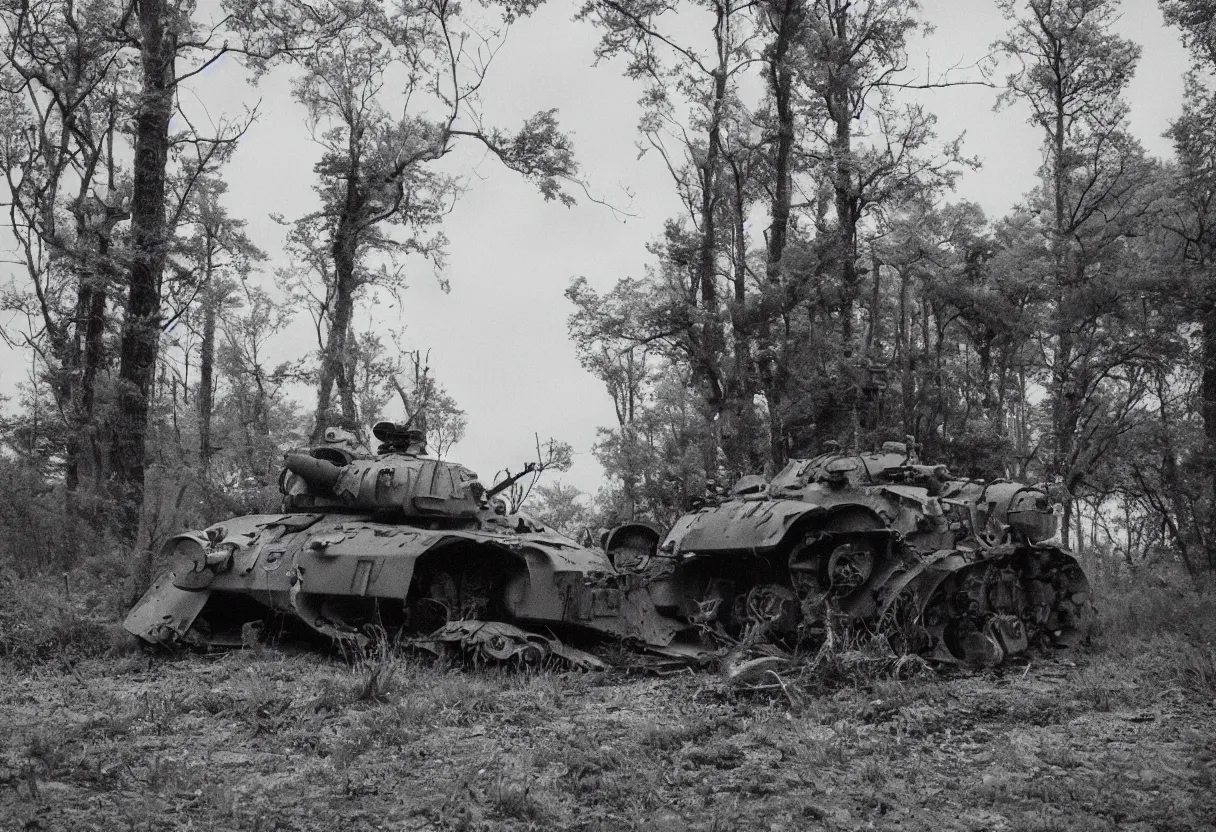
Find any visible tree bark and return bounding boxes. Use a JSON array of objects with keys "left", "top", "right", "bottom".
[
  {"left": 827, "top": 1, "right": 857, "bottom": 355},
  {"left": 760, "top": 0, "right": 798, "bottom": 470},
  {"left": 313, "top": 240, "right": 358, "bottom": 441},
  {"left": 198, "top": 242, "right": 216, "bottom": 471},
  {"left": 688, "top": 3, "right": 731, "bottom": 475},
  {"left": 1202, "top": 296, "right": 1216, "bottom": 558},
  {"left": 109, "top": 0, "right": 176, "bottom": 540}
]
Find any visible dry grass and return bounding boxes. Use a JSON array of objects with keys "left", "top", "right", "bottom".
[{"left": 1, "top": 571, "right": 1215, "bottom": 830}]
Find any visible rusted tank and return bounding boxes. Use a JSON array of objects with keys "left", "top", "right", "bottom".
[
  {"left": 605, "top": 442, "right": 1092, "bottom": 667},
  {"left": 125, "top": 423, "right": 685, "bottom": 663}
]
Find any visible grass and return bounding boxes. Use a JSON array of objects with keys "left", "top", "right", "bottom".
[{"left": 1, "top": 567, "right": 1215, "bottom": 830}]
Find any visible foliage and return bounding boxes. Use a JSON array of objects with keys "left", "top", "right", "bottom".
[
  {"left": 241, "top": 0, "right": 580, "bottom": 441},
  {"left": 565, "top": 0, "right": 1216, "bottom": 581},
  {"left": 527, "top": 480, "right": 593, "bottom": 536},
  {"left": 0, "top": 0, "right": 1213, "bottom": 584}
]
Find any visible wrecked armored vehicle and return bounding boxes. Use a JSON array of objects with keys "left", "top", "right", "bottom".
[
  {"left": 125, "top": 423, "right": 685, "bottom": 664},
  {"left": 605, "top": 443, "right": 1092, "bottom": 667},
  {"left": 125, "top": 425, "right": 1091, "bottom": 669}
]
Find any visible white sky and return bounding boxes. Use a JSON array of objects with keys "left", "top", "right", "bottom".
[{"left": 0, "top": 0, "right": 1191, "bottom": 495}]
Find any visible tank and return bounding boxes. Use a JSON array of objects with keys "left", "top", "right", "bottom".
[
  {"left": 604, "top": 441, "right": 1093, "bottom": 667},
  {"left": 124, "top": 422, "right": 687, "bottom": 663}
]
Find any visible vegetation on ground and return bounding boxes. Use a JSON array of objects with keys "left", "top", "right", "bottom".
[{"left": 2, "top": 567, "right": 1213, "bottom": 831}]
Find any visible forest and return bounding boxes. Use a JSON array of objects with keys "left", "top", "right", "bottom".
[
  {"left": 1, "top": 0, "right": 1215, "bottom": 585},
  {"left": 4, "top": 4, "right": 1216, "bottom": 829}
]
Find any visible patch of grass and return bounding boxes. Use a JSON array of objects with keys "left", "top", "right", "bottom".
[
  {"left": 859, "top": 756, "right": 888, "bottom": 786},
  {"left": 489, "top": 775, "right": 547, "bottom": 823},
  {"left": 683, "top": 738, "right": 744, "bottom": 769},
  {"left": 346, "top": 633, "right": 402, "bottom": 703},
  {"left": 536, "top": 732, "right": 625, "bottom": 778},
  {"left": 640, "top": 714, "right": 738, "bottom": 751},
  {"left": 181, "top": 687, "right": 237, "bottom": 716},
  {"left": 1090, "top": 571, "right": 1216, "bottom": 695},
  {"left": 0, "top": 568, "right": 133, "bottom": 668},
  {"left": 133, "top": 689, "right": 193, "bottom": 733},
  {"left": 327, "top": 721, "right": 377, "bottom": 770},
  {"left": 232, "top": 676, "right": 296, "bottom": 736}
]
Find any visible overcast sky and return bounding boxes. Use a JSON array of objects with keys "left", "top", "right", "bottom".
[{"left": 0, "top": 0, "right": 1191, "bottom": 495}]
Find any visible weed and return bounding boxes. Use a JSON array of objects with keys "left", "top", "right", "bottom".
[
  {"left": 368, "top": 698, "right": 431, "bottom": 746},
  {"left": 134, "top": 690, "right": 186, "bottom": 733},
  {"left": 1085, "top": 575, "right": 1216, "bottom": 695},
  {"left": 490, "top": 774, "right": 546, "bottom": 822},
  {"left": 1180, "top": 641, "right": 1216, "bottom": 693},
  {"left": 859, "top": 756, "right": 888, "bottom": 786},
  {"left": 348, "top": 634, "right": 401, "bottom": 704},
  {"left": 536, "top": 733, "right": 625, "bottom": 777},
  {"left": 25, "top": 727, "right": 68, "bottom": 776},
  {"left": 235, "top": 676, "right": 294, "bottom": 736},
  {"left": 183, "top": 687, "right": 237, "bottom": 715},
  {"left": 328, "top": 724, "right": 376, "bottom": 770},
  {"left": 80, "top": 708, "right": 135, "bottom": 740}
]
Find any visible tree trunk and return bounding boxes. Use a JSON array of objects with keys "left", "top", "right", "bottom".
[
  {"left": 834, "top": 115, "right": 856, "bottom": 353},
  {"left": 1048, "top": 57, "right": 1074, "bottom": 549},
  {"left": 725, "top": 159, "right": 755, "bottom": 474},
  {"left": 828, "top": 15, "right": 856, "bottom": 356},
  {"left": 64, "top": 279, "right": 91, "bottom": 495},
  {"left": 690, "top": 4, "right": 730, "bottom": 469},
  {"left": 898, "top": 267, "right": 914, "bottom": 438},
  {"left": 1202, "top": 296, "right": 1216, "bottom": 553},
  {"left": 865, "top": 256, "right": 881, "bottom": 357},
  {"left": 761, "top": 0, "right": 798, "bottom": 470},
  {"left": 198, "top": 244, "right": 217, "bottom": 471},
  {"left": 313, "top": 122, "right": 365, "bottom": 442},
  {"left": 313, "top": 242, "right": 357, "bottom": 441},
  {"left": 109, "top": 0, "right": 176, "bottom": 540}
]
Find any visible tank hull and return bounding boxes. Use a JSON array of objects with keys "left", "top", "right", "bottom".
[
  {"left": 126, "top": 512, "right": 686, "bottom": 652},
  {"left": 609, "top": 449, "right": 1094, "bottom": 667}
]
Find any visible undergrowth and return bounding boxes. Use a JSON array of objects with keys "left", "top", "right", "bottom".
[
  {"left": 1089, "top": 567, "right": 1216, "bottom": 694},
  {"left": 0, "top": 566, "right": 133, "bottom": 668},
  {"left": 3, "top": 569, "right": 1215, "bottom": 831}
]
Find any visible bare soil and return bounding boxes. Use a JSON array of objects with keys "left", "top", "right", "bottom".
[{"left": 2, "top": 645, "right": 1214, "bottom": 832}]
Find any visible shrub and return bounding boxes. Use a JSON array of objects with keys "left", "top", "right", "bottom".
[{"left": 0, "top": 566, "right": 132, "bottom": 667}]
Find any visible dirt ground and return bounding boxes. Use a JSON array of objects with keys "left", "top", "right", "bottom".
[{"left": 2, "top": 642, "right": 1214, "bottom": 832}]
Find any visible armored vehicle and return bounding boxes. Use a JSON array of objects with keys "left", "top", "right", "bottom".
[
  {"left": 604, "top": 442, "right": 1092, "bottom": 667},
  {"left": 125, "top": 423, "right": 686, "bottom": 663}
]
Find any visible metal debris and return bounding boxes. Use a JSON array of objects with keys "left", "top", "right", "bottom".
[{"left": 411, "top": 620, "right": 606, "bottom": 671}]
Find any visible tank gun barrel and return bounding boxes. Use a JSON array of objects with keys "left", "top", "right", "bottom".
[
  {"left": 284, "top": 453, "right": 343, "bottom": 495},
  {"left": 485, "top": 462, "right": 538, "bottom": 501}
]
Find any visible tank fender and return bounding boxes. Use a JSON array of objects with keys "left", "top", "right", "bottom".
[
  {"left": 123, "top": 570, "right": 212, "bottom": 644},
  {"left": 661, "top": 499, "right": 831, "bottom": 556},
  {"left": 818, "top": 504, "right": 888, "bottom": 533},
  {"left": 869, "top": 549, "right": 971, "bottom": 624},
  {"left": 289, "top": 582, "right": 368, "bottom": 646},
  {"left": 502, "top": 545, "right": 562, "bottom": 620},
  {"left": 604, "top": 522, "right": 663, "bottom": 568}
]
